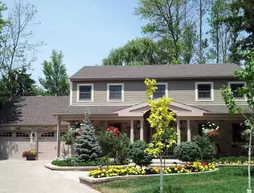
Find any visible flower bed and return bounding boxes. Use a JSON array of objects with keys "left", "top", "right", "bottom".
[
  {"left": 215, "top": 156, "right": 254, "bottom": 165},
  {"left": 88, "top": 162, "right": 216, "bottom": 178}
]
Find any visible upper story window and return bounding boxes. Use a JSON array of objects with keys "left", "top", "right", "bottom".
[
  {"left": 77, "top": 84, "right": 94, "bottom": 102},
  {"left": 153, "top": 83, "right": 168, "bottom": 99},
  {"left": 228, "top": 82, "right": 246, "bottom": 101},
  {"left": 107, "top": 83, "right": 124, "bottom": 102},
  {"left": 195, "top": 82, "right": 214, "bottom": 101}
]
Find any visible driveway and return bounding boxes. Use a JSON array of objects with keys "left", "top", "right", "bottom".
[{"left": 0, "top": 160, "right": 99, "bottom": 193}]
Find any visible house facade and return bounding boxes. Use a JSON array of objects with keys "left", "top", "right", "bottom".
[{"left": 0, "top": 64, "right": 250, "bottom": 160}]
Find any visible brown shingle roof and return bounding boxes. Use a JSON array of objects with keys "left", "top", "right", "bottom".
[
  {"left": 70, "top": 64, "right": 241, "bottom": 81},
  {"left": 0, "top": 96, "right": 128, "bottom": 125}
]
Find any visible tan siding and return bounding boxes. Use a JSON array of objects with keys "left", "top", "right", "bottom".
[{"left": 71, "top": 79, "right": 238, "bottom": 106}]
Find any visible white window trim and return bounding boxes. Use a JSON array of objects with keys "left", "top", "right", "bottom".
[
  {"left": 107, "top": 83, "right": 124, "bottom": 102},
  {"left": 228, "top": 81, "right": 247, "bottom": 101},
  {"left": 77, "top": 83, "right": 94, "bottom": 102},
  {"left": 69, "top": 80, "right": 73, "bottom": 105},
  {"left": 153, "top": 83, "right": 168, "bottom": 99},
  {"left": 195, "top": 82, "right": 214, "bottom": 102}
]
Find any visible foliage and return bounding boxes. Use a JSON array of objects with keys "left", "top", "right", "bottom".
[
  {"left": 99, "top": 127, "right": 130, "bottom": 163},
  {"left": 135, "top": 0, "right": 197, "bottom": 64},
  {"left": 128, "top": 140, "right": 153, "bottom": 168},
  {"left": 103, "top": 38, "right": 174, "bottom": 66},
  {"left": 51, "top": 157, "right": 124, "bottom": 167},
  {"left": 22, "top": 150, "right": 37, "bottom": 158},
  {"left": 215, "top": 156, "right": 254, "bottom": 164},
  {"left": 88, "top": 162, "right": 216, "bottom": 178},
  {"left": 193, "top": 135, "right": 216, "bottom": 161},
  {"left": 39, "top": 50, "right": 69, "bottom": 96},
  {"left": 74, "top": 115, "right": 101, "bottom": 162},
  {"left": 144, "top": 78, "right": 177, "bottom": 158},
  {"left": 220, "top": 0, "right": 254, "bottom": 62},
  {"left": 174, "top": 141, "right": 200, "bottom": 162}
]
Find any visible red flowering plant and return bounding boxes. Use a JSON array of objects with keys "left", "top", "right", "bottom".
[
  {"left": 202, "top": 122, "right": 219, "bottom": 137},
  {"left": 22, "top": 149, "right": 37, "bottom": 159},
  {"left": 107, "top": 126, "right": 120, "bottom": 138}
]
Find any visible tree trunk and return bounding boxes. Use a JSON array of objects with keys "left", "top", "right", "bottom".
[
  {"left": 160, "top": 154, "right": 164, "bottom": 193},
  {"left": 247, "top": 129, "right": 252, "bottom": 193}
]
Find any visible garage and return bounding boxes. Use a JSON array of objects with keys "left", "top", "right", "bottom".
[
  {"left": 0, "top": 131, "right": 31, "bottom": 159},
  {"left": 38, "top": 131, "right": 57, "bottom": 160}
]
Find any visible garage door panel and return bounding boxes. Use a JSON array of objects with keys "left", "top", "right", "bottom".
[{"left": 38, "top": 132, "right": 57, "bottom": 160}]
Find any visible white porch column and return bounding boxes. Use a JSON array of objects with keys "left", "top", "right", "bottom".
[
  {"left": 177, "top": 119, "right": 181, "bottom": 145},
  {"left": 35, "top": 130, "right": 39, "bottom": 159},
  {"left": 140, "top": 119, "right": 144, "bottom": 141},
  {"left": 56, "top": 116, "right": 61, "bottom": 157},
  {"left": 187, "top": 120, "right": 191, "bottom": 142},
  {"left": 130, "top": 120, "right": 134, "bottom": 143}
]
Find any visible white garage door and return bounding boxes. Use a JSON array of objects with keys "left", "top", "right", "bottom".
[
  {"left": 0, "top": 132, "right": 31, "bottom": 160},
  {"left": 38, "top": 132, "right": 57, "bottom": 160}
]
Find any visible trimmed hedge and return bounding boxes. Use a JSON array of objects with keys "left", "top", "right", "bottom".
[{"left": 52, "top": 159, "right": 126, "bottom": 167}]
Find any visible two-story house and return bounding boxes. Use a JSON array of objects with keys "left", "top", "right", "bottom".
[{"left": 0, "top": 64, "right": 250, "bottom": 160}]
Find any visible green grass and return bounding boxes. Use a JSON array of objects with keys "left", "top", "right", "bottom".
[{"left": 94, "top": 167, "right": 254, "bottom": 193}]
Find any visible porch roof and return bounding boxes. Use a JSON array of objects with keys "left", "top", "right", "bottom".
[{"left": 192, "top": 105, "right": 251, "bottom": 114}]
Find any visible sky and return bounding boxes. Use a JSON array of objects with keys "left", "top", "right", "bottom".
[{"left": 4, "top": 0, "right": 145, "bottom": 82}]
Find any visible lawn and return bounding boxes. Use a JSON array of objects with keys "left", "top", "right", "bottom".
[{"left": 93, "top": 167, "right": 253, "bottom": 193}]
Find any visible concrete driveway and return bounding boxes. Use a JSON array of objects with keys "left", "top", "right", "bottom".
[{"left": 0, "top": 160, "right": 99, "bottom": 193}]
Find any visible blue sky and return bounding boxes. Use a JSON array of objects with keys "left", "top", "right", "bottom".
[{"left": 4, "top": 0, "right": 145, "bottom": 82}]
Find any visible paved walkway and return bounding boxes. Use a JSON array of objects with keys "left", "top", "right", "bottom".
[{"left": 0, "top": 160, "right": 99, "bottom": 193}]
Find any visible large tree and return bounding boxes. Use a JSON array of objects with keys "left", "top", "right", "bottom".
[
  {"left": 0, "top": 0, "right": 42, "bottom": 105},
  {"left": 103, "top": 38, "right": 174, "bottom": 66},
  {"left": 135, "top": 0, "right": 197, "bottom": 64},
  {"left": 39, "top": 50, "right": 69, "bottom": 96},
  {"left": 208, "top": 0, "right": 233, "bottom": 63},
  {"left": 221, "top": 0, "right": 254, "bottom": 63}
]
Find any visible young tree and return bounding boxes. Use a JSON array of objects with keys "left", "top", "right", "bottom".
[
  {"left": 74, "top": 114, "right": 101, "bottom": 162},
  {"left": 144, "top": 78, "right": 177, "bottom": 193},
  {"left": 39, "top": 50, "right": 69, "bottom": 96},
  {"left": 221, "top": 50, "right": 254, "bottom": 193}
]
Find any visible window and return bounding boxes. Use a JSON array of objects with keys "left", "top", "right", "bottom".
[
  {"left": 195, "top": 82, "right": 214, "bottom": 101},
  {"left": 60, "top": 132, "right": 66, "bottom": 137},
  {"left": 41, "top": 132, "right": 55, "bottom": 137},
  {"left": 16, "top": 132, "right": 29, "bottom": 137},
  {"left": 77, "top": 84, "right": 94, "bottom": 102},
  {"left": 153, "top": 83, "right": 167, "bottom": 99},
  {"left": 107, "top": 83, "right": 124, "bottom": 102},
  {"left": 232, "top": 123, "right": 245, "bottom": 142},
  {"left": 0, "top": 132, "right": 12, "bottom": 137},
  {"left": 229, "top": 82, "right": 246, "bottom": 101}
]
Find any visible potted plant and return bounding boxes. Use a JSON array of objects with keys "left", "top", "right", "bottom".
[{"left": 22, "top": 150, "right": 37, "bottom": 160}]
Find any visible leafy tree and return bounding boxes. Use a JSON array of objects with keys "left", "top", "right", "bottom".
[
  {"left": 144, "top": 78, "right": 177, "bottom": 193},
  {"left": 103, "top": 38, "right": 173, "bottom": 66},
  {"left": 128, "top": 140, "right": 153, "bottom": 168},
  {"left": 135, "top": 0, "right": 197, "bottom": 64},
  {"left": 74, "top": 115, "right": 101, "bottom": 162},
  {"left": 221, "top": 0, "right": 254, "bottom": 63},
  {"left": 39, "top": 50, "right": 69, "bottom": 96},
  {"left": 221, "top": 50, "right": 254, "bottom": 193}
]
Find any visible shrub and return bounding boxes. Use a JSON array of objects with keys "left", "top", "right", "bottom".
[
  {"left": 193, "top": 135, "right": 216, "bottom": 161},
  {"left": 99, "top": 128, "right": 130, "bottom": 163},
  {"left": 128, "top": 140, "right": 153, "bottom": 168},
  {"left": 174, "top": 141, "right": 200, "bottom": 162}
]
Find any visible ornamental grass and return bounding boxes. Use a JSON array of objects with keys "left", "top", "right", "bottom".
[{"left": 88, "top": 162, "right": 216, "bottom": 178}]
